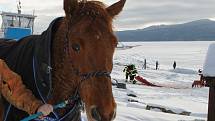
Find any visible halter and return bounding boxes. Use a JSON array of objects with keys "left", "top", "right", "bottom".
[{"left": 22, "top": 49, "right": 111, "bottom": 121}]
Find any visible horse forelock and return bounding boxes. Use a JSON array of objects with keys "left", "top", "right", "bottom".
[{"left": 66, "top": 1, "right": 113, "bottom": 34}]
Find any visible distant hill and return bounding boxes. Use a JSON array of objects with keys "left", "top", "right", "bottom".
[{"left": 115, "top": 19, "right": 215, "bottom": 41}]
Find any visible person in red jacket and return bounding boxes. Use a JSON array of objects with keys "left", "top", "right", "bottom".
[{"left": 0, "top": 59, "right": 53, "bottom": 121}]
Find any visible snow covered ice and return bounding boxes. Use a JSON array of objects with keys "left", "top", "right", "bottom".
[{"left": 111, "top": 41, "right": 213, "bottom": 121}]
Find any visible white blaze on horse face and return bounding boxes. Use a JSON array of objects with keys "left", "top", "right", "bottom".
[{"left": 95, "top": 35, "right": 100, "bottom": 40}]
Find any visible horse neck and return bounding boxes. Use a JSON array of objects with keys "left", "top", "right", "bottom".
[{"left": 50, "top": 20, "right": 78, "bottom": 103}]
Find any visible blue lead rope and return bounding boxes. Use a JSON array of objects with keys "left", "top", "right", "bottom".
[
  {"left": 20, "top": 101, "right": 69, "bottom": 121},
  {"left": 34, "top": 116, "right": 56, "bottom": 121}
]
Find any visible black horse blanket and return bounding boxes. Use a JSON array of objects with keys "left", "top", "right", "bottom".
[{"left": 0, "top": 17, "right": 63, "bottom": 121}]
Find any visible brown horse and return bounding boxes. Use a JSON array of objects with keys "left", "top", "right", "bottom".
[
  {"left": 192, "top": 80, "right": 205, "bottom": 88},
  {"left": 0, "top": 0, "right": 126, "bottom": 121}
]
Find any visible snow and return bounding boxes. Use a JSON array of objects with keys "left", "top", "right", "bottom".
[
  {"left": 82, "top": 41, "right": 213, "bottom": 121},
  {"left": 203, "top": 43, "right": 215, "bottom": 77}
]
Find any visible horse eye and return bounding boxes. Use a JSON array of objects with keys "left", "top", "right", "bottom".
[{"left": 72, "top": 43, "right": 80, "bottom": 52}]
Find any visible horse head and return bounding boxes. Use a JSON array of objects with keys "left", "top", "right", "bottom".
[{"left": 51, "top": 0, "right": 126, "bottom": 121}]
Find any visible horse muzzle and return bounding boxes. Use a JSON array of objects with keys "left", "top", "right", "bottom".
[{"left": 90, "top": 105, "right": 116, "bottom": 121}]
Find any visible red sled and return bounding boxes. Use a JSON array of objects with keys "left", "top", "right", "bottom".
[{"left": 135, "top": 76, "right": 161, "bottom": 87}]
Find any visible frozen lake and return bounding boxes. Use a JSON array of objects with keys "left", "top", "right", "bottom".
[{"left": 111, "top": 41, "right": 214, "bottom": 121}]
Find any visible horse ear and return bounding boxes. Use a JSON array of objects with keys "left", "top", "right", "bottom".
[
  {"left": 106, "top": 0, "right": 126, "bottom": 17},
  {"left": 64, "top": 0, "right": 78, "bottom": 16}
]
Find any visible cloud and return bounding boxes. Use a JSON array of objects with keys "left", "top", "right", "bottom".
[
  {"left": 113, "top": 0, "right": 215, "bottom": 30},
  {"left": 1, "top": 0, "right": 215, "bottom": 33}
]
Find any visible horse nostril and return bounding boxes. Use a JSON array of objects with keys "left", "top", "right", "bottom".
[{"left": 91, "top": 106, "right": 101, "bottom": 121}]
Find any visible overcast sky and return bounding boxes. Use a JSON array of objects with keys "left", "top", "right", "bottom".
[{"left": 1, "top": 0, "right": 215, "bottom": 33}]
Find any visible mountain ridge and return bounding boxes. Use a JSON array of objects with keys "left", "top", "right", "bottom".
[{"left": 116, "top": 19, "right": 215, "bottom": 41}]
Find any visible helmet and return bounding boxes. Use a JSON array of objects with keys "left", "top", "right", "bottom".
[{"left": 131, "top": 64, "right": 135, "bottom": 69}]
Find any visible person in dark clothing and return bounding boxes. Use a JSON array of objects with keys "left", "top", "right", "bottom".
[
  {"left": 173, "top": 61, "right": 176, "bottom": 69},
  {"left": 123, "top": 64, "right": 138, "bottom": 84},
  {"left": 143, "top": 59, "right": 147, "bottom": 70},
  {"left": 155, "top": 61, "right": 159, "bottom": 70}
]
